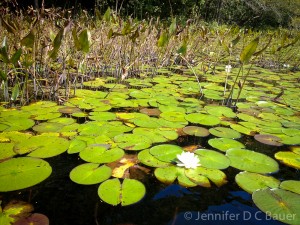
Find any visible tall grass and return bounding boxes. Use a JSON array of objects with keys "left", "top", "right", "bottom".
[{"left": 0, "top": 7, "right": 299, "bottom": 106}]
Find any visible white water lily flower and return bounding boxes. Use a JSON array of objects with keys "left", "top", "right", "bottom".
[
  {"left": 225, "top": 65, "right": 232, "bottom": 73},
  {"left": 176, "top": 152, "right": 200, "bottom": 169}
]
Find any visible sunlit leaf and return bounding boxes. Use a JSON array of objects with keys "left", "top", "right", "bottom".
[{"left": 240, "top": 37, "right": 259, "bottom": 64}]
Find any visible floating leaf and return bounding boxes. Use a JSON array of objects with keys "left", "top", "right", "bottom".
[
  {"left": 280, "top": 180, "right": 300, "bottom": 195},
  {"left": 138, "top": 149, "right": 171, "bottom": 167},
  {"left": 133, "top": 127, "right": 178, "bottom": 143},
  {"left": 235, "top": 171, "right": 280, "bottom": 194},
  {"left": 14, "top": 135, "right": 69, "bottom": 158},
  {"left": 149, "top": 144, "right": 183, "bottom": 162},
  {"left": 182, "top": 126, "right": 210, "bottom": 137},
  {"left": 13, "top": 213, "right": 50, "bottom": 225},
  {"left": 252, "top": 188, "right": 300, "bottom": 225},
  {"left": 98, "top": 178, "right": 146, "bottom": 206},
  {"left": 226, "top": 148, "right": 279, "bottom": 173},
  {"left": 0, "top": 200, "right": 34, "bottom": 225},
  {"left": 0, "top": 157, "right": 52, "bottom": 191},
  {"left": 209, "top": 127, "right": 241, "bottom": 139},
  {"left": 185, "top": 113, "right": 220, "bottom": 126},
  {"left": 275, "top": 151, "right": 300, "bottom": 169},
  {"left": 208, "top": 138, "right": 245, "bottom": 152},
  {"left": 114, "top": 134, "right": 152, "bottom": 150},
  {"left": 254, "top": 134, "right": 283, "bottom": 146},
  {"left": 185, "top": 167, "right": 227, "bottom": 187},
  {"left": 194, "top": 149, "right": 230, "bottom": 169},
  {"left": 80, "top": 146, "right": 124, "bottom": 164},
  {"left": 70, "top": 163, "right": 111, "bottom": 185}
]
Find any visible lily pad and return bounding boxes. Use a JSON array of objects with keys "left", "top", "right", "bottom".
[
  {"left": 0, "top": 201, "right": 34, "bottom": 225},
  {"left": 79, "top": 146, "right": 124, "bottom": 163},
  {"left": 235, "top": 171, "right": 280, "bottom": 194},
  {"left": 133, "top": 127, "right": 178, "bottom": 143},
  {"left": 209, "top": 127, "right": 241, "bottom": 139},
  {"left": 252, "top": 188, "right": 300, "bottom": 225},
  {"left": 208, "top": 138, "right": 245, "bottom": 152},
  {"left": 274, "top": 151, "right": 300, "bottom": 169},
  {"left": 98, "top": 178, "right": 146, "bottom": 206},
  {"left": 185, "top": 113, "right": 220, "bottom": 126},
  {"left": 32, "top": 122, "right": 64, "bottom": 133},
  {"left": 226, "top": 148, "right": 279, "bottom": 173},
  {"left": 194, "top": 149, "right": 230, "bottom": 169},
  {"left": 0, "top": 117, "right": 35, "bottom": 131},
  {"left": 138, "top": 149, "right": 171, "bottom": 167},
  {"left": 67, "top": 138, "right": 87, "bottom": 154},
  {"left": 182, "top": 126, "right": 210, "bottom": 137},
  {"left": 88, "top": 112, "right": 116, "bottom": 121},
  {"left": 14, "top": 135, "right": 69, "bottom": 158},
  {"left": 280, "top": 180, "right": 300, "bottom": 194},
  {"left": 0, "top": 143, "right": 16, "bottom": 160},
  {"left": 114, "top": 134, "right": 152, "bottom": 150},
  {"left": 0, "top": 157, "right": 52, "bottom": 191},
  {"left": 185, "top": 166, "right": 227, "bottom": 187},
  {"left": 254, "top": 134, "right": 283, "bottom": 146},
  {"left": 149, "top": 144, "right": 183, "bottom": 162},
  {"left": 13, "top": 213, "right": 50, "bottom": 225},
  {"left": 70, "top": 163, "right": 112, "bottom": 185}
]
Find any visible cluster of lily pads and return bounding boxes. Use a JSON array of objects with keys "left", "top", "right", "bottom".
[{"left": 0, "top": 67, "right": 300, "bottom": 224}]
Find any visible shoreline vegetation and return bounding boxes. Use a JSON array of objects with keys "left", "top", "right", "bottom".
[{"left": 0, "top": 2, "right": 300, "bottom": 106}]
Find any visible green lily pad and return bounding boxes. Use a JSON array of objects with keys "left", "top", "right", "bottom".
[
  {"left": 208, "top": 138, "right": 245, "bottom": 152},
  {"left": 0, "top": 117, "right": 35, "bottom": 131},
  {"left": 185, "top": 113, "right": 220, "bottom": 126},
  {"left": 235, "top": 171, "right": 280, "bottom": 194},
  {"left": 194, "top": 149, "right": 230, "bottom": 169},
  {"left": 205, "top": 105, "right": 236, "bottom": 118},
  {"left": 252, "top": 188, "right": 300, "bottom": 225},
  {"left": 32, "top": 122, "right": 64, "bottom": 133},
  {"left": 154, "top": 166, "right": 197, "bottom": 187},
  {"left": 280, "top": 180, "right": 300, "bottom": 194},
  {"left": 159, "top": 105, "right": 186, "bottom": 113},
  {"left": 149, "top": 144, "right": 183, "bottom": 162},
  {"left": 88, "top": 112, "right": 116, "bottom": 121},
  {"left": 254, "top": 134, "right": 283, "bottom": 146},
  {"left": 182, "top": 126, "right": 210, "bottom": 137},
  {"left": 70, "top": 163, "right": 111, "bottom": 185},
  {"left": 133, "top": 117, "right": 162, "bottom": 128},
  {"left": 275, "top": 151, "right": 300, "bottom": 169},
  {"left": 33, "top": 112, "right": 62, "bottom": 121},
  {"left": 14, "top": 135, "right": 69, "bottom": 158},
  {"left": 58, "top": 106, "right": 82, "bottom": 114},
  {"left": 185, "top": 167, "right": 227, "bottom": 187},
  {"left": 230, "top": 124, "right": 256, "bottom": 136},
  {"left": 0, "top": 157, "right": 52, "bottom": 191},
  {"left": 0, "top": 143, "right": 16, "bottom": 160},
  {"left": 138, "top": 149, "right": 171, "bottom": 167},
  {"left": 226, "top": 148, "right": 279, "bottom": 173},
  {"left": 133, "top": 127, "right": 178, "bottom": 143},
  {"left": 98, "top": 178, "right": 146, "bottom": 206},
  {"left": 67, "top": 138, "right": 87, "bottom": 154},
  {"left": 114, "top": 134, "right": 152, "bottom": 150},
  {"left": 280, "top": 135, "right": 300, "bottom": 145},
  {"left": 209, "top": 127, "right": 241, "bottom": 139},
  {"left": 80, "top": 146, "right": 124, "bottom": 163}
]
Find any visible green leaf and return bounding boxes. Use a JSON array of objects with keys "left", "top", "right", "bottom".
[
  {"left": 78, "top": 29, "right": 91, "bottom": 53},
  {"left": 157, "top": 31, "right": 169, "bottom": 48},
  {"left": 169, "top": 17, "right": 177, "bottom": 35},
  {"left": 235, "top": 171, "right": 280, "bottom": 194},
  {"left": 149, "top": 144, "right": 183, "bottom": 162},
  {"left": 240, "top": 37, "right": 259, "bottom": 64},
  {"left": 10, "top": 48, "right": 22, "bottom": 65},
  {"left": 11, "top": 83, "right": 20, "bottom": 101},
  {"left": 70, "top": 163, "right": 111, "bottom": 185},
  {"left": 177, "top": 39, "right": 187, "bottom": 55},
  {"left": 98, "top": 178, "right": 146, "bottom": 206},
  {"left": 103, "top": 7, "right": 111, "bottom": 23},
  {"left": 72, "top": 27, "right": 81, "bottom": 51},
  {"left": 0, "top": 70, "right": 7, "bottom": 81},
  {"left": 252, "top": 188, "right": 300, "bottom": 225},
  {"left": 21, "top": 30, "right": 35, "bottom": 48},
  {"left": 0, "top": 157, "right": 52, "bottom": 192},
  {"left": 0, "top": 37, "right": 9, "bottom": 63},
  {"left": 48, "top": 29, "right": 64, "bottom": 59},
  {"left": 226, "top": 148, "right": 279, "bottom": 173}
]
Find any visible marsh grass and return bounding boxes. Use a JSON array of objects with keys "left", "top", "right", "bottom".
[{"left": 0, "top": 7, "right": 300, "bottom": 106}]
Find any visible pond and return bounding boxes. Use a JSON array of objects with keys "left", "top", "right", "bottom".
[{"left": 0, "top": 66, "right": 300, "bottom": 225}]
